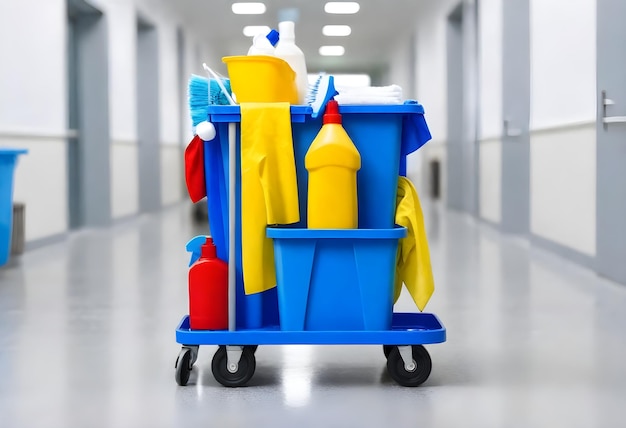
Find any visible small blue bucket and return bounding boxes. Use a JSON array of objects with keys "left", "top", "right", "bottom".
[{"left": 267, "top": 226, "right": 407, "bottom": 331}]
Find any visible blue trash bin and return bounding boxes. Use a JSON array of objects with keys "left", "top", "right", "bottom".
[{"left": 0, "top": 148, "right": 27, "bottom": 267}]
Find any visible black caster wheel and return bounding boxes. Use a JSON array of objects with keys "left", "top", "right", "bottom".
[
  {"left": 383, "top": 345, "right": 395, "bottom": 359},
  {"left": 175, "top": 347, "right": 193, "bottom": 386},
  {"left": 211, "top": 346, "right": 256, "bottom": 387},
  {"left": 386, "top": 345, "right": 432, "bottom": 387},
  {"left": 246, "top": 345, "right": 259, "bottom": 354},
  {"left": 182, "top": 345, "right": 199, "bottom": 366}
]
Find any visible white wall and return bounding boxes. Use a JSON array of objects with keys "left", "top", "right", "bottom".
[
  {"left": 1, "top": 0, "right": 210, "bottom": 245},
  {"left": 529, "top": 0, "right": 596, "bottom": 256},
  {"left": 386, "top": 35, "right": 413, "bottom": 99},
  {"left": 530, "top": 124, "right": 596, "bottom": 254},
  {"left": 414, "top": 0, "right": 458, "bottom": 201},
  {"left": 101, "top": 0, "right": 186, "bottom": 214},
  {"left": 157, "top": 21, "right": 184, "bottom": 205},
  {"left": 478, "top": 0, "right": 502, "bottom": 141},
  {"left": 103, "top": 0, "right": 140, "bottom": 219},
  {"left": 0, "top": 0, "right": 68, "bottom": 242},
  {"left": 478, "top": 0, "right": 503, "bottom": 223},
  {"left": 386, "top": 32, "right": 424, "bottom": 188},
  {"left": 479, "top": 139, "right": 502, "bottom": 224},
  {"left": 530, "top": 0, "right": 597, "bottom": 129}
]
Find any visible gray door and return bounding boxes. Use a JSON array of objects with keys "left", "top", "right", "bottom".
[
  {"left": 446, "top": 4, "right": 465, "bottom": 211},
  {"left": 137, "top": 19, "right": 161, "bottom": 213},
  {"left": 500, "top": 0, "right": 530, "bottom": 234},
  {"left": 447, "top": 1, "right": 479, "bottom": 215},
  {"left": 596, "top": 0, "right": 626, "bottom": 284},
  {"left": 67, "top": 0, "right": 111, "bottom": 228}
]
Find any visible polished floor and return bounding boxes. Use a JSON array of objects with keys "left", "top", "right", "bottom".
[{"left": 1, "top": 202, "right": 625, "bottom": 428}]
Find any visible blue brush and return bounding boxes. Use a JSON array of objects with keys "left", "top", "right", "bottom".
[
  {"left": 307, "top": 73, "right": 338, "bottom": 119},
  {"left": 188, "top": 74, "right": 233, "bottom": 127}
]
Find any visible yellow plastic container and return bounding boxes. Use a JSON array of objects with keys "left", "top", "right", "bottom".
[
  {"left": 222, "top": 56, "right": 299, "bottom": 104},
  {"left": 305, "top": 100, "right": 361, "bottom": 229}
]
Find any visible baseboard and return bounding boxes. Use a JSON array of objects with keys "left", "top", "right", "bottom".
[
  {"left": 112, "top": 212, "right": 141, "bottom": 226},
  {"left": 478, "top": 216, "right": 501, "bottom": 232},
  {"left": 530, "top": 233, "right": 595, "bottom": 270},
  {"left": 25, "top": 232, "right": 68, "bottom": 251}
]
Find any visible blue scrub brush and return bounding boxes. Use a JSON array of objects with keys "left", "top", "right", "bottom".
[
  {"left": 306, "top": 73, "right": 338, "bottom": 119},
  {"left": 188, "top": 74, "right": 233, "bottom": 127}
]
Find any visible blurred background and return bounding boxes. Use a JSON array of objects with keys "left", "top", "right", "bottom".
[
  {"left": 1, "top": 0, "right": 621, "bottom": 284},
  {"left": 1, "top": 1, "right": 626, "bottom": 427}
]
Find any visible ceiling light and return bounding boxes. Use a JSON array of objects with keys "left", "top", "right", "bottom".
[
  {"left": 323, "top": 25, "right": 352, "bottom": 36},
  {"left": 324, "top": 2, "right": 360, "bottom": 14},
  {"left": 319, "top": 45, "right": 345, "bottom": 56},
  {"left": 232, "top": 2, "right": 266, "bottom": 15},
  {"left": 243, "top": 25, "right": 271, "bottom": 37}
]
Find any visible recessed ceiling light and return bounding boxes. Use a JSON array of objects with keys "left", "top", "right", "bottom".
[
  {"left": 243, "top": 25, "right": 271, "bottom": 37},
  {"left": 319, "top": 45, "right": 345, "bottom": 56},
  {"left": 323, "top": 25, "right": 352, "bottom": 36},
  {"left": 324, "top": 2, "right": 360, "bottom": 14},
  {"left": 232, "top": 2, "right": 266, "bottom": 15}
]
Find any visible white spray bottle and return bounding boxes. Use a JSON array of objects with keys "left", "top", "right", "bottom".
[
  {"left": 247, "top": 29, "right": 279, "bottom": 56},
  {"left": 274, "top": 21, "right": 308, "bottom": 104}
]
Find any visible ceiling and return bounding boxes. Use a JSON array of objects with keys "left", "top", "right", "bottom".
[{"left": 166, "top": 0, "right": 428, "bottom": 76}]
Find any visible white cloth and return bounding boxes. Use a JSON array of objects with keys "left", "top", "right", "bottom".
[{"left": 334, "top": 85, "right": 403, "bottom": 105}]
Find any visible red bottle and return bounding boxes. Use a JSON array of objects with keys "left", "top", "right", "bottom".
[{"left": 188, "top": 237, "right": 228, "bottom": 330}]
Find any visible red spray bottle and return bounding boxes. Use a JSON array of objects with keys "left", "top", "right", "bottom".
[{"left": 188, "top": 237, "right": 228, "bottom": 330}]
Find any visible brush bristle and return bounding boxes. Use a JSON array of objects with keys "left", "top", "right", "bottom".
[
  {"left": 188, "top": 75, "right": 210, "bottom": 127},
  {"left": 188, "top": 75, "right": 233, "bottom": 128}
]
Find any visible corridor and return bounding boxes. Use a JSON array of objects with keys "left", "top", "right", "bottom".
[{"left": 1, "top": 203, "right": 624, "bottom": 428}]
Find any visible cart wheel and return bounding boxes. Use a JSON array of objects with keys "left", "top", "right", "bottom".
[
  {"left": 211, "top": 346, "right": 256, "bottom": 387},
  {"left": 246, "top": 345, "right": 259, "bottom": 354},
  {"left": 386, "top": 345, "right": 432, "bottom": 387},
  {"left": 183, "top": 345, "right": 199, "bottom": 366},
  {"left": 383, "top": 345, "right": 395, "bottom": 359},
  {"left": 175, "top": 348, "right": 193, "bottom": 386}
]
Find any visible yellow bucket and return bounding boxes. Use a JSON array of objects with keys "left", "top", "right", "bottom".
[{"left": 222, "top": 56, "right": 299, "bottom": 104}]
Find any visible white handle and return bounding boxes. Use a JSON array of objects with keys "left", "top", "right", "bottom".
[
  {"left": 228, "top": 122, "right": 237, "bottom": 331},
  {"left": 202, "top": 63, "right": 236, "bottom": 106},
  {"left": 603, "top": 116, "right": 626, "bottom": 124}
]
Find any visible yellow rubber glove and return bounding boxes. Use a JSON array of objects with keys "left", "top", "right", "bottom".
[
  {"left": 240, "top": 103, "right": 300, "bottom": 294},
  {"left": 394, "top": 176, "right": 434, "bottom": 311}
]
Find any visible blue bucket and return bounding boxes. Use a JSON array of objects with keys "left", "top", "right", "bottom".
[
  {"left": 267, "top": 226, "right": 407, "bottom": 331},
  {"left": 204, "top": 104, "right": 430, "bottom": 329}
]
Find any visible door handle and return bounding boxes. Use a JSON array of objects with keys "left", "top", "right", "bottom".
[
  {"left": 603, "top": 116, "right": 626, "bottom": 124},
  {"left": 503, "top": 119, "right": 522, "bottom": 137},
  {"left": 601, "top": 90, "right": 626, "bottom": 128}
]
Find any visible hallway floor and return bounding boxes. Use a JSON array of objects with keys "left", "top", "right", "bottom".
[{"left": 1, "top": 202, "right": 625, "bottom": 428}]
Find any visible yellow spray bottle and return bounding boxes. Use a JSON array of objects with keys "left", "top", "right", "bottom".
[{"left": 305, "top": 100, "right": 361, "bottom": 228}]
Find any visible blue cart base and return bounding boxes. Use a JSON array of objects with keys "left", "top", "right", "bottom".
[{"left": 174, "top": 312, "right": 446, "bottom": 388}]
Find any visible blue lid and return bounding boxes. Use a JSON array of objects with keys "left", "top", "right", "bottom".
[{"left": 266, "top": 29, "right": 280, "bottom": 46}]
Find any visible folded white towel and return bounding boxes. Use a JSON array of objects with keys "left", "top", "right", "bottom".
[
  {"left": 338, "top": 84, "right": 403, "bottom": 96},
  {"left": 334, "top": 84, "right": 403, "bottom": 105},
  {"left": 335, "top": 94, "right": 403, "bottom": 105}
]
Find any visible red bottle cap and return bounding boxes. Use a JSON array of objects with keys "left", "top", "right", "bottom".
[
  {"left": 323, "top": 100, "right": 342, "bottom": 125},
  {"left": 201, "top": 237, "right": 217, "bottom": 259}
]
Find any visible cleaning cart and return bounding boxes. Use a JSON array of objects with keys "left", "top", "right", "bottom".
[{"left": 175, "top": 99, "right": 446, "bottom": 388}]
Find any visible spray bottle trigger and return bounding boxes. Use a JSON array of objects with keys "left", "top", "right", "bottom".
[{"left": 185, "top": 235, "right": 210, "bottom": 267}]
